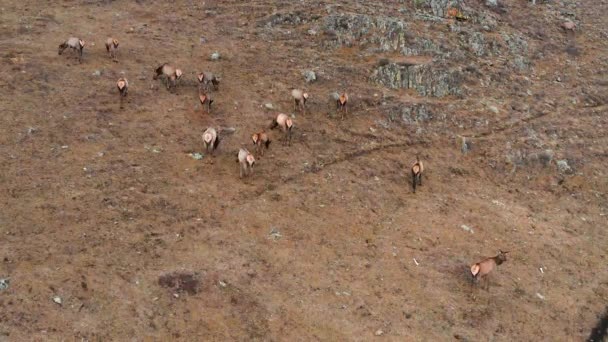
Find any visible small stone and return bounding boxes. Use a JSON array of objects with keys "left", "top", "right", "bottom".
[
  {"left": 221, "top": 127, "right": 237, "bottom": 134},
  {"left": 460, "top": 224, "right": 474, "bottom": 233},
  {"left": 0, "top": 278, "right": 9, "bottom": 291},
  {"left": 536, "top": 292, "right": 545, "bottom": 300},
  {"left": 485, "top": 0, "right": 498, "bottom": 6},
  {"left": 52, "top": 296, "right": 62, "bottom": 305},
  {"left": 269, "top": 228, "right": 282, "bottom": 240},
  {"left": 556, "top": 159, "right": 572, "bottom": 174},
  {"left": 219, "top": 280, "right": 227, "bottom": 288},
  {"left": 190, "top": 152, "right": 204, "bottom": 160},
  {"left": 307, "top": 29, "right": 317, "bottom": 36},
  {"left": 92, "top": 70, "right": 101, "bottom": 76},
  {"left": 210, "top": 52, "right": 221, "bottom": 60},
  {"left": 303, "top": 70, "right": 316, "bottom": 83},
  {"left": 264, "top": 103, "right": 274, "bottom": 110},
  {"left": 539, "top": 150, "right": 554, "bottom": 167},
  {"left": 375, "top": 329, "right": 384, "bottom": 336},
  {"left": 488, "top": 105, "right": 499, "bottom": 114}
]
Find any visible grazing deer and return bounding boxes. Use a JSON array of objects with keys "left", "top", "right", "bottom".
[
  {"left": 470, "top": 250, "right": 509, "bottom": 290},
  {"left": 58, "top": 37, "right": 85, "bottom": 63},
  {"left": 153, "top": 63, "right": 180, "bottom": 91}
]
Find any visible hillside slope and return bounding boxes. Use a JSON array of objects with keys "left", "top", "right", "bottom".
[{"left": 0, "top": 0, "right": 606, "bottom": 340}]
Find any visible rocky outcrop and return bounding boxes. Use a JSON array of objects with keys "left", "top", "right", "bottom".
[
  {"left": 371, "top": 60, "right": 463, "bottom": 97},
  {"left": 322, "top": 14, "right": 408, "bottom": 52}
]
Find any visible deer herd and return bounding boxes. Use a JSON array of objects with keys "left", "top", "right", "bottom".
[{"left": 58, "top": 35, "right": 509, "bottom": 291}]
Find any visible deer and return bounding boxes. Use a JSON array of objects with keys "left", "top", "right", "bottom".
[
  {"left": 58, "top": 37, "right": 85, "bottom": 63},
  {"left": 197, "top": 71, "right": 220, "bottom": 92},
  {"left": 116, "top": 78, "right": 128, "bottom": 109},
  {"left": 237, "top": 148, "right": 255, "bottom": 178},
  {"left": 336, "top": 92, "right": 348, "bottom": 119},
  {"left": 270, "top": 113, "right": 293, "bottom": 146},
  {"left": 470, "top": 250, "right": 509, "bottom": 290},
  {"left": 153, "top": 63, "right": 181, "bottom": 91},
  {"left": 411, "top": 155, "right": 424, "bottom": 193},
  {"left": 199, "top": 91, "right": 213, "bottom": 114},
  {"left": 291, "top": 89, "right": 309, "bottom": 113},
  {"left": 105, "top": 38, "right": 119, "bottom": 62},
  {"left": 202, "top": 127, "right": 221, "bottom": 155},
  {"left": 251, "top": 130, "right": 271, "bottom": 156}
]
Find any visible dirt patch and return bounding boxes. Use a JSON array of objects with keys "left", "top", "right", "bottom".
[{"left": 158, "top": 272, "right": 201, "bottom": 295}]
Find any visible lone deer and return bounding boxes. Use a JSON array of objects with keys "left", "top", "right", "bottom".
[
  {"left": 336, "top": 92, "right": 348, "bottom": 119},
  {"left": 411, "top": 155, "right": 424, "bottom": 193},
  {"left": 470, "top": 250, "right": 509, "bottom": 290}
]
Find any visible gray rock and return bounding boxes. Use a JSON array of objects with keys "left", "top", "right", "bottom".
[
  {"left": 190, "top": 153, "right": 204, "bottom": 160},
  {"left": 467, "top": 32, "right": 487, "bottom": 57},
  {"left": 269, "top": 228, "right": 282, "bottom": 240},
  {"left": 264, "top": 103, "right": 274, "bottom": 110},
  {"left": 303, "top": 70, "right": 317, "bottom": 83},
  {"left": 330, "top": 92, "right": 340, "bottom": 101},
  {"left": 371, "top": 62, "right": 462, "bottom": 97},
  {"left": 92, "top": 70, "right": 101, "bottom": 76},
  {"left": 427, "top": 0, "right": 464, "bottom": 17},
  {"left": 210, "top": 52, "right": 221, "bottom": 60},
  {"left": 460, "top": 136, "right": 471, "bottom": 154},
  {"left": 0, "top": 278, "right": 9, "bottom": 291},
  {"left": 460, "top": 224, "right": 474, "bottom": 233},
  {"left": 485, "top": 0, "right": 498, "bottom": 6},
  {"left": 538, "top": 150, "right": 554, "bottom": 167},
  {"left": 557, "top": 159, "right": 572, "bottom": 174},
  {"left": 400, "top": 104, "right": 433, "bottom": 124},
  {"left": 488, "top": 105, "right": 499, "bottom": 114}
]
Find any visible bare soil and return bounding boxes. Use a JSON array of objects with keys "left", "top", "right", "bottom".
[{"left": 0, "top": 0, "right": 606, "bottom": 341}]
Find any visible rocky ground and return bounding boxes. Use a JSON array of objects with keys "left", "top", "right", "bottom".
[{"left": 0, "top": 0, "right": 607, "bottom": 340}]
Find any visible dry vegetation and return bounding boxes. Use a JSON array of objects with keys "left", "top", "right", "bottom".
[{"left": 0, "top": 0, "right": 607, "bottom": 340}]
